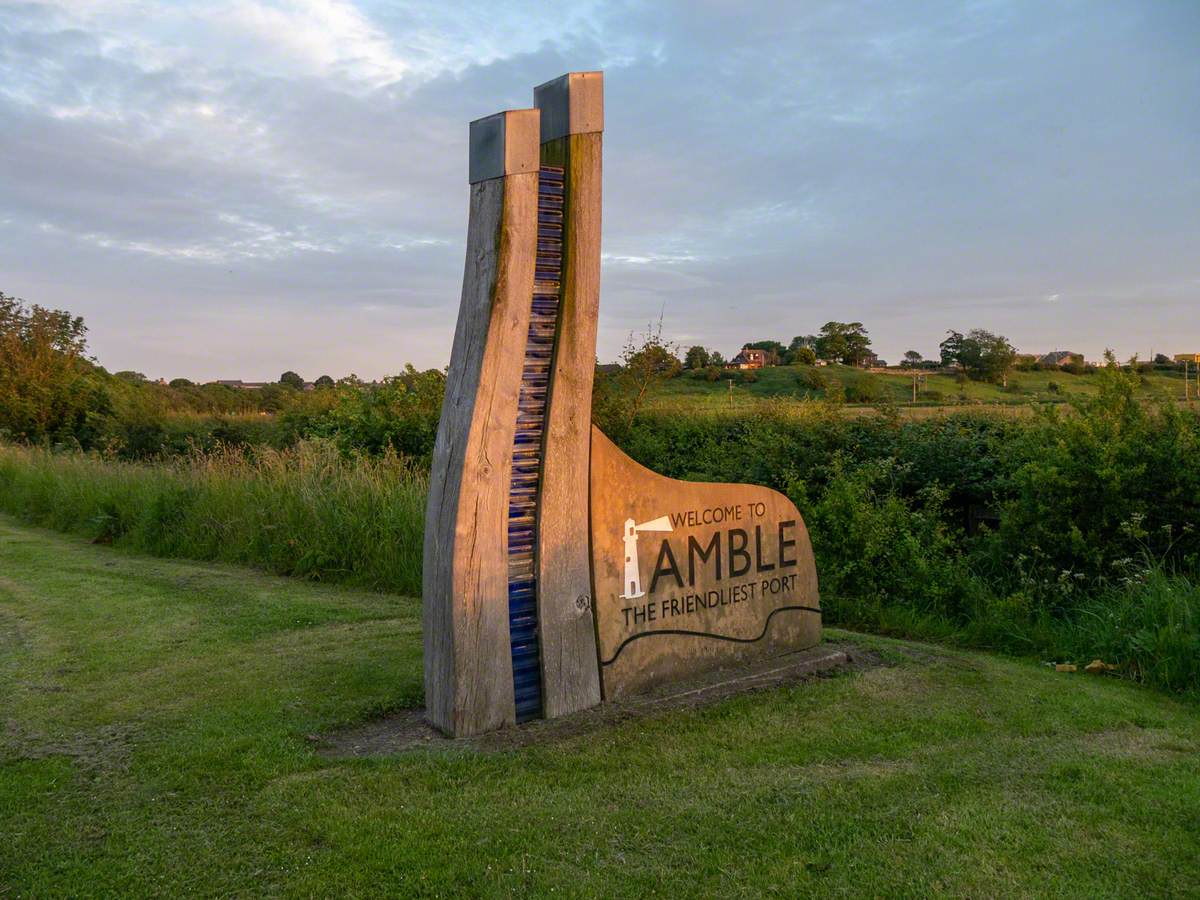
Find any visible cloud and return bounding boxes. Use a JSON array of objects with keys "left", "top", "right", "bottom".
[{"left": 0, "top": 0, "right": 1197, "bottom": 378}]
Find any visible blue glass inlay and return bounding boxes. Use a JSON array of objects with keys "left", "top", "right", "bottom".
[{"left": 505, "top": 164, "right": 566, "bottom": 723}]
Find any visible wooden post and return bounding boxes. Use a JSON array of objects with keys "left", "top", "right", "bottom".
[
  {"left": 423, "top": 109, "right": 541, "bottom": 737},
  {"left": 533, "top": 72, "right": 606, "bottom": 716},
  {"left": 424, "top": 71, "right": 824, "bottom": 735}
]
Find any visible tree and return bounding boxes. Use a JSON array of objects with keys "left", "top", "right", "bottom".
[
  {"left": 0, "top": 292, "right": 110, "bottom": 443},
  {"left": 815, "top": 322, "right": 871, "bottom": 365},
  {"left": 709, "top": 350, "right": 726, "bottom": 367},
  {"left": 941, "top": 328, "right": 1017, "bottom": 383},
  {"left": 683, "top": 345, "right": 710, "bottom": 370},
  {"left": 279, "top": 371, "right": 305, "bottom": 389},
  {"left": 793, "top": 346, "right": 817, "bottom": 366},
  {"left": 615, "top": 320, "right": 681, "bottom": 428},
  {"left": 169, "top": 378, "right": 193, "bottom": 388},
  {"left": 1153, "top": 353, "right": 1172, "bottom": 366},
  {"left": 815, "top": 329, "right": 848, "bottom": 364},
  {"left": 903, "top": 350, "right": 924, "bottom": 367},
  {"left": 940, "top": 331, "right": 964, "bottom": 368},
  {"left": 314, "top": 374, "right": 335, "bottom": 388},
  {"left": 788, "top": 335, "right": 817, "bottom": 352},
  {"left": 782, "top": 335, "right": 818, "bottom": 365}
]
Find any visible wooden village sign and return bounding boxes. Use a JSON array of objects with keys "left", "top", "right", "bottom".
[{"left": 423, "top": 72, "right": 822, "bottom": 737}]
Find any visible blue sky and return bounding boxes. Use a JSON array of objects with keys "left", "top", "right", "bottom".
[{"left": 1, "top": 1, "right": 1197, "bottom": 379}]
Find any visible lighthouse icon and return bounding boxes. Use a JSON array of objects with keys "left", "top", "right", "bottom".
[{"left": 620, "top": 515, "right": 673, "bottom": 599}]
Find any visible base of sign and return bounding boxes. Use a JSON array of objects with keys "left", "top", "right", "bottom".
[
  {"left": 627, "top": 644, "right": 849, "bottom": 708},
  {"left": 321, "top": 643, "right": 855, "bottom": 757}
]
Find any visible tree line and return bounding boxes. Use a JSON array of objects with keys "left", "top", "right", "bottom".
[{"left": 678, "top": 321, "right": 1025, "bottom": 381}]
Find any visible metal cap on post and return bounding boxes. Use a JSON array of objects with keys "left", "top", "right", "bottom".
[
  {"left": 533, "top": 72, "right": 603, "bottom": 143},
  {"left": 468, "top": 109, "right": 541, "bottom": 183}
]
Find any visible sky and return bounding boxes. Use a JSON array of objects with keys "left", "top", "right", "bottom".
[{"left": 1, "top": 0, "right": 1197, "bottom": 380}]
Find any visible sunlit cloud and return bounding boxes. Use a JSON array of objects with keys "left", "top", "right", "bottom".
[{"left": 0, "top": 0, "right": 1197, "bottom": 379}]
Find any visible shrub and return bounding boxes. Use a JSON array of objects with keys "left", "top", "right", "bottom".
[
  {"left": 844, "top": 377, "right": 885, "bottom": 403},
  {"left": 5, "top": 362, "right": 1199, "bottom": 696},
  {"left": 794, "top": 367, "right": 826, "bottom": 393},
  {"left": 788, "top": 458, "right": 979, "bottom": 628}
]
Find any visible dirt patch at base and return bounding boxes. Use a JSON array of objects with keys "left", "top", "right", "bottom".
[{"left": 314, "top": 641, "right": 879, "bottom": 758}]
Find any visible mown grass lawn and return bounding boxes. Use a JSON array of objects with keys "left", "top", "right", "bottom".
[{"left": 2, "top": 517, "right": 1198, "bottom": 897}]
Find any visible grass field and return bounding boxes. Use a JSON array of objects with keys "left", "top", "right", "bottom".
[
  {"left": 2, "top": 518, "right": 1198, "bottom": 896},
  {"left": 647, "top": 364, "right": 1190, "bottom": 412}
]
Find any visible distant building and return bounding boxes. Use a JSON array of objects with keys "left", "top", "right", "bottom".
[
  {"left": 1038, "top": 351, "right": 1083, "bottom": 368},
  {"left": 1174, "top": 353, "right": 1200, "bottom": 364},
  {"left": 213, "top": 379, "right": 269, "bottom": 389},
  {"left": 728, "top": 346, "right": 767, "bottom": 369},
  {"left": 859, "top": 351, "right": 885, "bottom": 368},
  {"left": 211, "top": 379, "right": 318, "bottom": 390}
]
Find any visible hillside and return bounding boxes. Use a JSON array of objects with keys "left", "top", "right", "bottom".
[
  {"left": 648, "top": 364, "right": 1189, "bottom": 412},
  {"left": 2, "top": 518, "right": 1197, "bottom": 896}
]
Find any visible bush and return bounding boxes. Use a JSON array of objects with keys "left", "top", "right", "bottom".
[
  {"left": 690, "top": 365, "right": 723, "bottom": 382},
  {"left": 844, "top": 377, "right": 885, "bottom": 403},
  {"left": 5, "top": 355, "right": 1200, "bottom": 696},
  {"left": 793, "top": 367, "right": 826, "bottom": 393},
  {"left": 788, "top": 458, "right": 981, "bottom": 629},
  {"left": 279, "top": 366, "right": 444, "bottom": 460}
]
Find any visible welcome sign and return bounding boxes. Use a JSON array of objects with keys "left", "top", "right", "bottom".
[
  {"left": 590, "top": 430, "right": 820, "bottom": 698},
  {"left": 423, "top": 71, "right": 821, "bottom": 737}
]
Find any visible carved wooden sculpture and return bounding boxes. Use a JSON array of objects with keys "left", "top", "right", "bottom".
[{"left": 424, "top": 73, "right": 821, "bottom": 737}]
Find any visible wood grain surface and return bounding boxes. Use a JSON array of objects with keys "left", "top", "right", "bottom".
[
  {"left": 535, "top": 130, "right": 605, "bottom": 718},
  {"left": 589, "top": 427, "right": 822, "bottom": 699},
  {"left": 423, "top": 170, "right": 538, "bottom": 736}
]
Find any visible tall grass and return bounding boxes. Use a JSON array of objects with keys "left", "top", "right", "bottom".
[
  {"left": 1058, "top": 565, "right": 1200, "bottom": 694},
  {"left": 0, "top": 440, "right": 427, "bottom": 595},
  {"left": 2, "top": 383, "right": 1198, "bottom": 696}
]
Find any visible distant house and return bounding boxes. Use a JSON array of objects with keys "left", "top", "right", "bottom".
[
  {"left": 859, "top": 351, "right": 885, "bottom": 368},
  {"left": 728, "top": 346, "right": 767, "bottom": 369},
  {"left": 1038, "top": 351, "right": 1083, "bottom": 368},
  {"left": 1173, "top": 353, "right": 1200, "bottom": 364},
  {"left": 213, "top": 379, "right": 269, "bottom": 389}
]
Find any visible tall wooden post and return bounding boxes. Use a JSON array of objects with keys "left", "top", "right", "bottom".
[
  {"left": 423, "top": 71, "right": 822, "bottom": 735},
  {"left": 423, "top": 109, "right": 541, "bottom": 737},
  {"left": 533, "top": 72, "right": 606, "bottom": 714}
]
